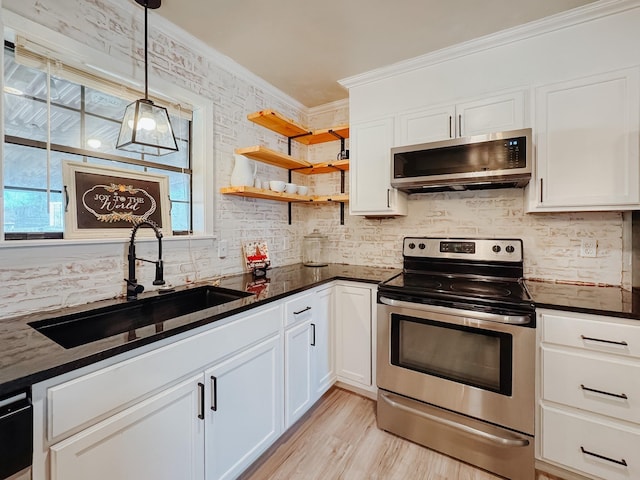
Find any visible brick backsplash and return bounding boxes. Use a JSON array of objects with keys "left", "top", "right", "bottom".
[{"left": 0, "top": 0, "right": 629, "bottom": 319}]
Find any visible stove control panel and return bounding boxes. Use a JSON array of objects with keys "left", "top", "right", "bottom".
[{"left": 404, "top": 237, "right": 523, "bottom": 262}]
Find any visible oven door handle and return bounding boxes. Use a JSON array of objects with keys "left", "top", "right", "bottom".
[
  {"left": 379, "top": 296, "right": 531, "bottom": 325},
  {"left": 380, "top": 392, "right": 530, "bottom": 448}
]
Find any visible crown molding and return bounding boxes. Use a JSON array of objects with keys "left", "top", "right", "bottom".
[
  {"left": 339, "top": 0, "right": 640, "bottom": 90},
  {"left": 307, "top": 98, "right": 349, "bottom": 116}
]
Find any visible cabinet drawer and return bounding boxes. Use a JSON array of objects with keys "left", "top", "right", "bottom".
[
  {"left": 541, "top": 311, "right": 640, "bottom": 358},
  {"left": 541, "top": 405, "right": 640, "bottom": 480},
  {"left": 542, "top": 346, "right": 640, "bottom": 423},
  {"left": 47, "top": 304, "right": 281, "bottom": 441},
  {"left": 284, "top": 291, "right": 315, "bottom": 327}
]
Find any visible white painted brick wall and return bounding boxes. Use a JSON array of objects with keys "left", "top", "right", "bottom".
[{"left": 0, "top": 0, "right": 630, "bottom": 320}]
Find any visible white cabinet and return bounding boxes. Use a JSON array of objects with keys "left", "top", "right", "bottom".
[
  {"left": 530, "top": 67, "right": 640, "bottom": 211},
  {"left": 50, "top": 375, "right": 204, "bottom": 480},
  {"left": 284, "top": 319, "right": 313, "bottom": 427},
  {"left": 396, "top": 90, "right": 526, "bottom": 146},
  {"left": 313, "top": 286, "right": 335, "bottom": 399},
  {"left": 538, "top": 309, "right": 640, "bottom": 480},
  {"left": 205, "top": 336, "right": 282, "bottom": 480},
  {"left": 349, "top": 117, "right": 407, "bottom": 216},
  {"left": 334, "top": 283, "right": 374, "bottom": 391},
  {"left": 36, "top": 303, "right": 284, "bottom": 480}
]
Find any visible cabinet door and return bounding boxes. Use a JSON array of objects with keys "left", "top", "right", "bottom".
[
  {"left": 534, "top": 67, "right": 640, "bottom": 209},
  {"left": 50, "top": 375, "right": 204, "bottom": 480},
  {"left": 456, "top": 90, "right": 526, "bottom": 137},
  {"left": 205, "top": 336, "right": 282, "bottom": 480},
  {"left": 397, "top": 104, "right": 455, "bottom": 145},
  {"left": 313, "top": 286, "right": 335, "bottom": 400},
  {"left": 349, "top": 117, "right": 407, "bottom": 216},
  {"left": 284, "top": 320, "right": 313, "bottom": 428},
  {"left": 335, "top": 284, "right": 372, "bottom": 387}
]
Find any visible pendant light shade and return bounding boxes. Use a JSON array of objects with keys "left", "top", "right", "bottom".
[{"left": 116, "top": 0, "right": 178, "bottom": 156}]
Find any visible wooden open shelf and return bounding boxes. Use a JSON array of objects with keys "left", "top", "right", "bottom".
[
  {"left": 234, "top": 146, "right": 312, "bottom": 170},
  {"left": 221, "top": 186, "right": 348, "bottom": 204},
  {"left": 295, "top": 126, "right": 350, "bottom": 145},
  {"left": 235, "top": 146, "right": 348, "bottom": 174},
  {"left": 247, "top": 110, "right": 310, "bottom": 138},
  {"left": 247, "top": 109, "right": 349, "bottom": 145},
  {"left": 293, "top": 159, "right": 349, "bottom": 175}
]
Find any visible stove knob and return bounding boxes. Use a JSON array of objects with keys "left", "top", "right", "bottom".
[
  {"left": 506, "top": 245, "right": 515, "bottom": 253},
  {"left": 418, "top": 243, "right": 426, "bottom": 250},
  {"left": 408, "top": 242, "right": 416, "bottom": 249},
  {"left": 492, "top": 245, "right": 501, "bottom": 253}
]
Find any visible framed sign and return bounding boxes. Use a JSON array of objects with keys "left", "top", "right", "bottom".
[{"left": 62, "top": 161, "right": 171, "bottom": 239}]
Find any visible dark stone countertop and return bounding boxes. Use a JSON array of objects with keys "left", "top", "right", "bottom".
[
  {"left": 525, "top": 280, "right": 640, "bottom": 321},
  {"left": 4, "top": 262, "right": 640, "bottom": 398},
  {"left": 0, "top": 263, "right": 398, "bottom": 397}
]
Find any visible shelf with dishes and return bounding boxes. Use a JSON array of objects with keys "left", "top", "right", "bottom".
[
  {"left": 226, "top": 109, "right": 349, "bottom": 223},
  {"left": 220, "top": 186, "right": 348, "bottom": 204}
]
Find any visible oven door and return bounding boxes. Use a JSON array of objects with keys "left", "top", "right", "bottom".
[{"left": 377, "top": 295, "right": 535, "bottom": 435}]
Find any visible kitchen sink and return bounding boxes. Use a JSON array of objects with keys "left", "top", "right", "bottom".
[{"left": 28, "top": 285, "right": 253, "bottom": 349}]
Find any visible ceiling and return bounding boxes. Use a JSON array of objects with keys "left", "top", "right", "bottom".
[{"left": 157, "top": 0, "right": 598, "bottom": 108}]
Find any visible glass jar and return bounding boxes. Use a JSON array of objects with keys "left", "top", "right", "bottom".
[{"left": 302, "top": 229, "right": 328, "bottom": 267}]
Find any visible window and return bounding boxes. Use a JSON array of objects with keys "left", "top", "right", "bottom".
[{"left": 2, "top": 42, "right": 193, "bottom": 239}]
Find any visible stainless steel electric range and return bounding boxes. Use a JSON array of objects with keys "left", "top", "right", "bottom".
[{"left": 377, "top": 237, "right": 536, "bottom": 480}]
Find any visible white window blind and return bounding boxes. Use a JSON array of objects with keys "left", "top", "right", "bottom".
[{"left": 14, "top": 35, "right": 193, "bottom": 121}]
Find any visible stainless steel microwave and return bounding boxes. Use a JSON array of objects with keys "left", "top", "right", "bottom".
[{"left": 390, "top": 128, "right": 532, "bottom": 193}]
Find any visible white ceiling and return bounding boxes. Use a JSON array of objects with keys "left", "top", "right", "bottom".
[{"left": 157, "top": 0, "right": 598, "bottom": 107}]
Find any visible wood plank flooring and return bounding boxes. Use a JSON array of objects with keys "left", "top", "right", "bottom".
[{"left": 241, "top": 388, "right": 559, "bottom": 480}]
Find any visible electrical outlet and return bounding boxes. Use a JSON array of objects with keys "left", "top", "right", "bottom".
[
  {"left": 218, "top": 239, "right": 228, "bottom": 258},
  {"left": 580, "top": 238, "right": 597, "bottom": 258},
  {"left": 283, "top": 237, "right": 290, "bottom": 251}
]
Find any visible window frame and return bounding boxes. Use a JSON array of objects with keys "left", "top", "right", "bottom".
[{"left": 0, "top": 11, "right": 215, "bottom": 245}]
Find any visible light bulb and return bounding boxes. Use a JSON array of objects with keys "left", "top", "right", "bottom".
[{"left": 137, "top": 116, "right": 157, "bottom": 131}]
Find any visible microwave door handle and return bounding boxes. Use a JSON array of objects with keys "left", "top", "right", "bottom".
[{"left": 379, "top": 296, "right": 531, "bottom": 325}]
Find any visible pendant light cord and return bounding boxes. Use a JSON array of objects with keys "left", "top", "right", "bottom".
[{"left": 144, "top": 0, "right": 149, "bottom": 100}]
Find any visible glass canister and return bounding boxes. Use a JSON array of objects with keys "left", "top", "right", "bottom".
[{"left": 303, "top": 229, "right": 328, "bottom": 267}]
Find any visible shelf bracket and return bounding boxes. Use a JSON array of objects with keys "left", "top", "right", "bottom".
[{"left": 339, "top": 170, "right": 345, "bottom": 225}]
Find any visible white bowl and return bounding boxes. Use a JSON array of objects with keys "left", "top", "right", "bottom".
[
  {"left": 284, "top": 183, "right": 297, "bottom": 194},
  {"left": 297, "top": 185, "right": 309, "bottom": 196},
  {"left": 269, "top": 180, "right": 286, "bottom": 192}
]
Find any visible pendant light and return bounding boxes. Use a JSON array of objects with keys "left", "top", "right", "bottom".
[{"left": 116, "top": 0, "right": 178, "bottom": 156}]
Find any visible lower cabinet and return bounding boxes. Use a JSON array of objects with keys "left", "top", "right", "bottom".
[
  {"left": 50, "top": 375, "right": 205, "bottom": 480},
  {"left": 313, "top": 286, "right": 335, "bottom": 398},
  {"left": 35, "top": 281, "right": 375, "bottom": 480},
  {"left": 334, "top": 283, "right": 375, "bottom": 391},
  {"left": 205, "top": 336, "right": 282, "bottom": 480},
  {"left": 284, "top": 319, "right": 314, "bottom": 428},
  {"left": 537, "top": 309, "right": 640, "bottom": 480}
]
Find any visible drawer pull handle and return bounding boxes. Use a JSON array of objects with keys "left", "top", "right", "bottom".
[
  {"left": 580, "top": 335, "right": 628, "bottom": 347},
  {"left": 294, "top": 306, "right": 312, "bottom": 315},
  {"left": 580, "top": 446, "right": 628, "bottom": 467},
  {"left": 580, "top": 384, "right": 628, "bottom": 400}
]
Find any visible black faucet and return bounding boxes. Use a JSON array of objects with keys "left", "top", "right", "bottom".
[{"left": 125, "top": 219, "right": 165, "bottom": 300}]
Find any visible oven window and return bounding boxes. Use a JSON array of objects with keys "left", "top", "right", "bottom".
[{"left": 390, "top": 314, "right": 513, "bottom": 395}]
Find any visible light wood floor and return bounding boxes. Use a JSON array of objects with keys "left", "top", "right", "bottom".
[{"left": 241, "top": 387, "right": 560, "bottom": 480}]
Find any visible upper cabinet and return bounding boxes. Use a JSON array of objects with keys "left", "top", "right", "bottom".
[
  {"left": 349, "top": 117, "right": 407, "bottom": 216},
  {"left": 528, "top": 67, "right": 640, "bottom": 212},
  {"left": 396, "top": 90, "right": 527, "bottom": 146}
]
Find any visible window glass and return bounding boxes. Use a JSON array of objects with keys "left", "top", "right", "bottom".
[{"left": 2, "top": 44, "right": 193, "bottom": 239}]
